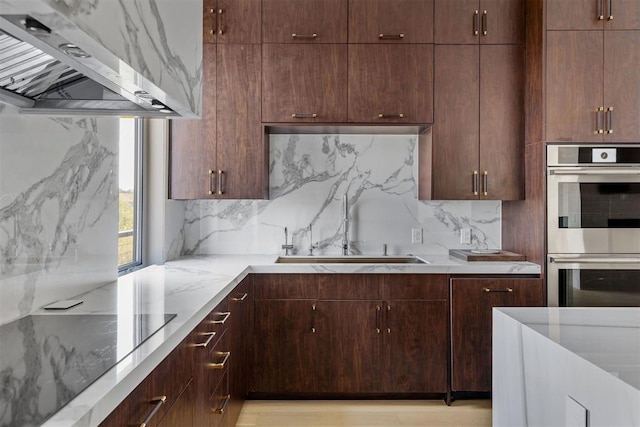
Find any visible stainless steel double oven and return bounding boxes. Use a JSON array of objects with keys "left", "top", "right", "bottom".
[{"left": 547, "top": 144, "right": 640, "bottom": 307}]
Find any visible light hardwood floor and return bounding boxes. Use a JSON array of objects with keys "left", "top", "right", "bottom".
[{"left": 237, "top": 400, "right": 492, "bottom": 427}]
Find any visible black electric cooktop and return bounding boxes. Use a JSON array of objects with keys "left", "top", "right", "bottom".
[{"left": 0, "top": 313, "right": 176, "bottom": 426}]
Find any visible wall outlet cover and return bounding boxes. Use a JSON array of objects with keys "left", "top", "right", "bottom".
[
  {"left": 460, "top": 228, "right": 472, "bottom": 245},
  {"left": 411, "top": 228, "right": 423, "bottom": 244}
]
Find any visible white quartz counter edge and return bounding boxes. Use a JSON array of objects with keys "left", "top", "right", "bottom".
[{"left": 40, "top": 254, "right": 541, "bottom": 426}]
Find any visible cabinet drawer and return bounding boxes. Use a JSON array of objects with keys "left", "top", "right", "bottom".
[
  {"left": 209, "top": 370, "right": 230, "bottom": 427},
  {"left": 254, "top": 274, "right": 318, "bottom": 299},
  {"left": 204, "top": 330, "right": 231, "bottom": 400},
  {"left": 382, "top": 274, "right": 448, "bottom": 300},
  {"left": 318, "top": 274, "right": 382, "bottom": 300},
  {"left": 262, "top": 0, "right": 347, "bottom": 43}
]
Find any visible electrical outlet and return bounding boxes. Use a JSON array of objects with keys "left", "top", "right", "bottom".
[
  {"left": 411, "top": 228, "right": 423, "bottom": 244},
  {"left": 460, "top": 228, "right": 472, "bottom": 245}
]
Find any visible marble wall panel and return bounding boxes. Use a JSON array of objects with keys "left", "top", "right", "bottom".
[{"left": 183, "top": 134, "right": 502, "bottom": 256}]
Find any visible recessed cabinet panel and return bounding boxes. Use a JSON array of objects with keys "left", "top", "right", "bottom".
[
  {"left": 433, "top": 45, "right": 480, "bottom": 199},
  {"left": 546, "top": 31, "right": 604, "bottom": 143},
  {"left": 604, "top": 31, "right": 640, "bottom": 142},
  {"left": 434, "top": 0, "right": 479, "bottom": 44},
  {"left": 262, "top": 0, "right": 348, "bottom": 43},
  {"left": 480, "top": 45, "right": 524, "bottom": 200},
  {"left": 262, "top": 44, "right": 348, "bottom": 123},
  {"left": 348, "top": 44, "right": 434, "bottom": 123},
  {"left": 480, "top": 0, "right": 524, "bottom": 44},
  {"left": 217, "top": 0, "right": 261, "bottom": 43},
  {"left": 348, "top": 0, "right": 434, "bottom": 43}
]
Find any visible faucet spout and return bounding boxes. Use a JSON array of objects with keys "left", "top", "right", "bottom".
[{"left": 342, "top": 194, "right": 349, "bottom": 256}]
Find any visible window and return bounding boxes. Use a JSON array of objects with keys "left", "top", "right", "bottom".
[{"left": 118, "top": 118, "right": 143, "bottom": 272}]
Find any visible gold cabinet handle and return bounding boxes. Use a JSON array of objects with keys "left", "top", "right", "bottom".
[
  {"left": 209, "top": 7, "right": 216, "bottom": 36},
  {"left": 208, "top": 169, "right": 215, "bottom": 195},
  {"left": 231, "top": 293, "right": 248, "bottom": 302},
  {"left": 291, "top": 113, "right": 317, "bottom": 118},
  {"left": 606, "top": 107, "right": 613, "bottom": 134},
  {"left": 376, "top": 305, "right": 381, "bottom": 334},
  {"left": 217, "top": 170, "right": 224, "bottom": 195},
  {"left": 217, "top": 9, "right": 224, "bottom": 35},
  {"left": 208, "top": 351, "right": 231, "bottom": 369},
  {"left": 598, "top": 0, "right": 605, "bottom": 20},
  {"left": 292, "top": 33, "right": 318, "bottom": 39},
  {"left": 473, "top": 10, "right": 479, "bottom": 36},
  {"left": 311, "top": 304, "right": 316, "bottom": 333},
  {"left": 608, "top": 0, "right": 613, "bottom": 20},
  {"left": 378, "top": 113, "right": 404, "bottom": 119},
  {"left": 386, "top": 305, "right": 391, "bottom": 334},
  {"left": 211, "top": 311, "right": 231, "bottom": 324},
  {"left": 139, "top": 395, "right": 167, "bottom": 427},
  {"left": 378, "top": 33, "right": 405, "bottom": 40},
  {"left": 595, "top": 106, "right": 605, "bottom": 134},
  {"left": 483, "top": 287, "right": 514, "bottom": 293},
  {"left": 212, "top": 394, "right": 231, "bottom": 414},
  {"left": 194, "top": 331, "right": 216, "bottom": 348},
  {"left": 482, "top": 10, "right": 487, "bottom": 35},
  {"left": 473, "top": 170, "right": 479, "bottom": 196},
  {"left": 482, "top": 171, "right": 488, "bottom": 196}
]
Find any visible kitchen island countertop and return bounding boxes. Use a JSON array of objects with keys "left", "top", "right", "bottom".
[{"left": 18, "top": 254, "right": 540, "bottom": 426}]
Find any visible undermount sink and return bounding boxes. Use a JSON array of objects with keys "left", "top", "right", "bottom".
[{"left": 276, "top": 256, "right": 428, "bottom": 264}]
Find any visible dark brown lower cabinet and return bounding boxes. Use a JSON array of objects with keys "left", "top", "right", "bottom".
[
  {"left": 252, "top": 299, "right": 318, "bottom": 393},
  {"left": 228, "top": 277, "right": 253, "bottom": 426},
  {"left": 450, "top": 277, "right": 544, "bottom": 392}
]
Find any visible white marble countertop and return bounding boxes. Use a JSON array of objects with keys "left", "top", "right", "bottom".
[
  {"left": 495, "top": 307, "right": 640, "bottom": 391},
  {"left": 34, "top": 254, "right": 540, "bottom": 426}
]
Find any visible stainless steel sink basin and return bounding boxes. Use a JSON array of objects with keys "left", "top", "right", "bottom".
[{"left": 276, "top": 256, "right": 428, "bottom": 264}]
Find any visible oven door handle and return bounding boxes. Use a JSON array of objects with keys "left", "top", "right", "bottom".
[
  {"left": 549, "top": 168, "right": 640, "bottom": 176},
  {"left": 550, "top": 257, "right": 640, "bottom": 264}
]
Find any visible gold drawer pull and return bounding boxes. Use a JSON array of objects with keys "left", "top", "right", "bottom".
[
  {"left": 378, "top": 33, "right": 405, "bottom": 40},
  {"left": 291, "top": 113, "right": 317, "bottom": 119},
  {"left": 211, "top": 311, "right": 231, "bottom": 324},
  {"left": 139, "top": 395, "right": 166, "bottom": 427},
  {"left": 194, "top": 331, "right": 216, "bottom": 348},
  {"left": 483, "top": 288, "right": 514, "bottom": 293},
  {"left": 212, "top": 394, "right": 231, "bottom": 414},
  {"left": 209, "top": 351, "right": 231, "bottom": 369},
  {"left": 232, "top": 293, "right": 248, "bottom": 302},
  {"left": 378, "top": 113, "right": 404, "bottom": 119},
  {"left": 292, "top": 33, "right": 318, "bottom": 39}
]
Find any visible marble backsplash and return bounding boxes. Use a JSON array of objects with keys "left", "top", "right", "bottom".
[
  {"left": 0, "top": 111, "right": 119, "bottom": 325},
  {"left": 183, "top": 134, "right": 501, "bottom": 256}
]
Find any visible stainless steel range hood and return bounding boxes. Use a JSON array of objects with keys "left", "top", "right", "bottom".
[{"left": 0, "top": 14, "right": 191, "bottom": 117}]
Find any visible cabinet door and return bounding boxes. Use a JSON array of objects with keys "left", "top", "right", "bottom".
[
  {"left": 450, "top": 278, "right": 543, "bottom": 392},
  {"left": 608, "top": 0, "right": 640, "bottom": 29},
  {"left": 227, "top": 277, "right": 253, "bottom": 427},
  {"left": 203, "top": 0, "right": 217, "bottom": 44},
  {"left": 348, "top": 44, "right": 433, "bottom": 123},
  {"left": 169, "top": 44, "right": 217, "bottom": 199},
  {"left": 216, "top": 44, "right": 265, "bottom": 199},
  {"left": 604, "top": 31, "right": 640, "bottom": 142},
  {"left": 217, "top": 0, "right": 261, "bottom": 43},
  {"left": 100, "top": 380, "right": 153, "bottom": 427},
  {"left": 348, "top": 0, "right": 434, "bottom": 43},
  {"left": 480, "top": 0, "right": 524, "bottom": 44},
  {"left": 434, "top": 0, "right": 479, "bottom": 44},
  {"left": 386, "top": 301, "right": 447, "bottom": 393},
  {"left": 546, "top": 0, "right": 604, "bottom": 30},
  {"left": 262, "top": 0, "right": 348, "bottom": 43},
  {"left": 157, "top": 378, "right": 195, "bottom": 427},
  {"left": 433, "top": 45, "right": 479, "bottom": 200},
  {"left": 253, "top": 300, "right": 318, "bottom": 393},
  {"left": 546, "top": 31, "right": 604, "bottom": 143},
  {"left": 317, "top": 301, "right": 382, "bottom": 393},
  {"left": 480, "top": 45, "right": 524, "bottom": 200},
  {"left": 262, "top": 44, "right": 348, "bottom": 123}
]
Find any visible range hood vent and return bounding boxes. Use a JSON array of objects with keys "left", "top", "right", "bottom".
[{"left": 0, "top": 15, "right": 184, "bottom": 116}]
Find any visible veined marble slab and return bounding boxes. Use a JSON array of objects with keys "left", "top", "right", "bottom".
[{"left": 493, "top": 307, "right": 640, "bottom": 427}]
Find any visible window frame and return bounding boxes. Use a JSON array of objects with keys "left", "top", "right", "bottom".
[{"left": 118, "top": 117, "right": 144, "bottom": 274}]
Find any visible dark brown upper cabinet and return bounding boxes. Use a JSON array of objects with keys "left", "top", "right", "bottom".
[
  {"left": 434, "top": 0, "right": 524, "bottom": 44},
  {"left": 348, "top": 44, "right": 433, "bottom": 124},
  {"left": 262, "top": 44, "right": 348, "bottom": 123},
  {"left": 262, "top": 0, "right": 348, "bottom": 43},
  {"left": 546, "top": 31, "right": 640, "bottom": 143},
  {"left": 170, "top": 44, "right": 266, "bottom": 200},
  {"left": 547, "top": 0, "right": 640, "bottom": 30},
  {"left": 203, "top": 0, "right": 261, "bottom": 44},
  {"left": 348, "top": 0, "right": 434, "bottom": 43},
  {"left": 426, "top": 44, "right": 524, "bottom": 200}
]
